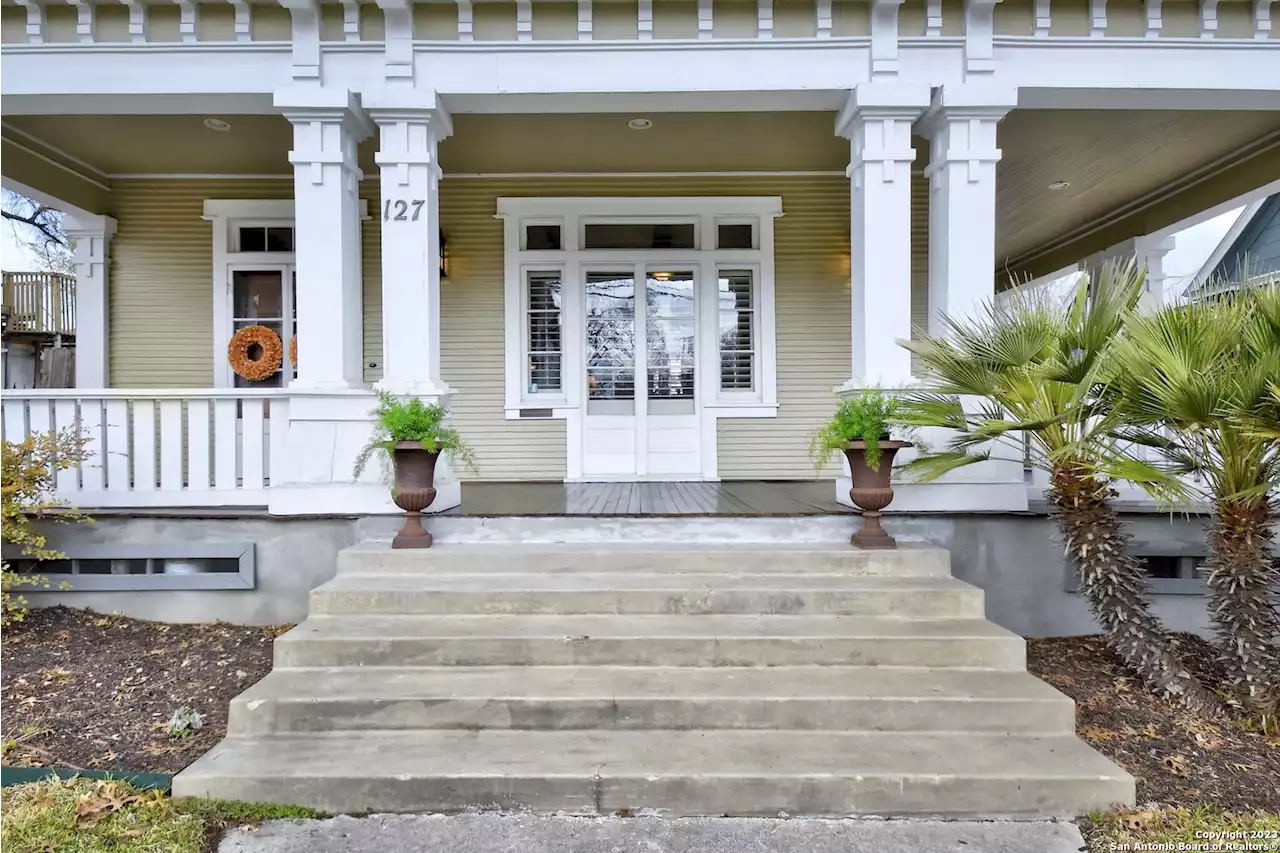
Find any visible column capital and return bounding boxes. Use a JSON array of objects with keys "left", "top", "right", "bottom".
[
  {"left": 363, "top": 88, "right": 454, "bottom": 137},
  {"left": 274, "top": 86, "right": 374, "bottom": 138},
  {"left": 835, "top": 82, "right": 931, "bottom": 137},
  {"left": 62, "top": 211, "right": 117, "bottom": 241},
  {"left": 917, "top": 84, "right": 1017, "bottom": 137}
]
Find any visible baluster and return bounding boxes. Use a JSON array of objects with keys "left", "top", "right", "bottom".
[
  {"left": 80, "top": 399, "right": 106, "bottom": 492},
  {"left": 54, "top": 399, "right": 79, "bottom": 497},
  {"left": 268, "top": 397, "right": 289, "bottom": 488},
  {"left": 132, "top": 399, "right": 157, "bottom": 492},
  {"left": 104, "top": 399, "right": 130, "bottom": 491},
  {"left": 159, "top": 399, "right": 183, "bottom": 492},
  {"left": 188, "top": 399, "right": 212, "bottom": 491},
  {"left": 214, "top": 399, "right": 238, "bottom": 490},
  {"left": 241, "top": 398, "right": 266, "bottom": 490}
]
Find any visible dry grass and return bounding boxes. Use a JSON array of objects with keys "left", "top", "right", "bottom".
[{"left": 0, "top": 777, "right": 321, "bottom": 853}]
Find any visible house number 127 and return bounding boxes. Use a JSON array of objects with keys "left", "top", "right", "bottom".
[{"left": 384, "top": 199, "right": 426, "bottom": 221}]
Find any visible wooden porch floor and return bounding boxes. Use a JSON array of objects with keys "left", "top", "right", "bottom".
[{"left": 442, "top": 480, "right": 853, "bottom": 517}]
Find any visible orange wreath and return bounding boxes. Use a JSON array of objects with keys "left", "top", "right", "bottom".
[
  {"left": 228, "top": 325, "right": 283, "bottom": 381},
  {"left": 289, "top": 335, "right": 298, "bottom": 369}
]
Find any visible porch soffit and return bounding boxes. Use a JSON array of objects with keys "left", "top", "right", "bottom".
[{"left": 3, "top": 109, "right": 1280, "bottom": 269}]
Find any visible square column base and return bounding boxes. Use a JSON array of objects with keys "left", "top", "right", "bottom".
[{"left": 267, "top": 389, "right": 462, "bottom": 517}]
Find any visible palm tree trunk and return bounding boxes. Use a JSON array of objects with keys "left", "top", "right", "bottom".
[
  {"left": 1049, "top": 462, "right": 1220, "bottom": 714},
  {"left": 1207, "top": 498, "right": 1280, "bottom": 715}
]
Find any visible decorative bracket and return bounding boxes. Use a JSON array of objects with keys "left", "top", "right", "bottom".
[
  {"left": 16, "top": 0, "right": 45, "bottom": 44},
  {"left": 1144, "top": 0, "right": 1163, "bottom": 37},
  {"left": 277, "top": 0, "right": 321, "bottom": 81},
  {"left": 963, "top": 0, "right": 1000, "bottom": 78},
  {"left": 869, "top": 0, "right": 905, "bottom": 79},
  {"left": 376, "top": 0, "right": 414, "bottom": 81}
]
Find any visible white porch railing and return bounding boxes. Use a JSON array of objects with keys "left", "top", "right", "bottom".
[{"left": 1, "top": 389, "right": 288, "bottom": 509}]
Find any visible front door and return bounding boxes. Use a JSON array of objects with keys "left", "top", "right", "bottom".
[{"left": 582, "top": 267, "right": 701, "bottom": 479}]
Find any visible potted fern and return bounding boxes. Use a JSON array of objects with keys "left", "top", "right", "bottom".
[
  {"left": 809, "top": 389, "right": 911, "bottom": 549},
  {"left": 354, "top": 392, "right": 475, "bottom": 549}
]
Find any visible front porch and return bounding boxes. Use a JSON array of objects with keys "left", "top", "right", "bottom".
[
  {"left": 441, "top": 480, "right": 853, "bottom": 516},
  {"left": 3, "top": 99, "right": 1278, "bottom": 517}
]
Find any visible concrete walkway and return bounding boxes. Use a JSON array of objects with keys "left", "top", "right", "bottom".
[{"left": 219, "top": 813, "right": 1088, "bottom": 853}]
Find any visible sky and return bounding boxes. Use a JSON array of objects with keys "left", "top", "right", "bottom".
[{"left": 1, "top": 214, "right": 46, "bottom": 272}]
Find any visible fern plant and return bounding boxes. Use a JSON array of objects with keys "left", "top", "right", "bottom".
[
  {"left": 808, "top": 388, "right": 906, "bottom": 473},
  {"left": 353, "top": 392, "right": 477, "bottom": 480}
]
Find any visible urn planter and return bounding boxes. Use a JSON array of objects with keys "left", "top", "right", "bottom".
[
  {"left": 843, "top": 440, "right": 910, "bottom": 549},
  {"left": 390, "top": 440, "right": 443, "bottom": 549}
]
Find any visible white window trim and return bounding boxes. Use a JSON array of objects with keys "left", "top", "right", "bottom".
[
  {"left": 203, "top": 199, "right": 367, "bottom": 389},
  {"left": 496, "top": 196, "right": 781, "bottom": 421}
]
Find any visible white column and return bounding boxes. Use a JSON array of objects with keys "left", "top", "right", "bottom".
[
  {"left": 918, "top": 85, "right": 1015, "bottom": 334},
  {"left": 1132, "top": 234, "right": 1176, "bottom": 311},
  {"left": 1089, "top": 234, "right": 1175, "bottom": 312},
  {"left": 834, "top": 82, "right": 930, "bottom": 392},
  {"left": 364, "top": 88, "right": 453, "bottom": 397},
  {"left": 62, "top": 212, "right": 116, "bottom": 388},
  {"left": 275, "top": 87, "right": 372, "bottom": 390}
]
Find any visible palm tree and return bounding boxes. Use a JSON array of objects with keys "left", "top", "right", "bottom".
[
  {"left": 1107, "top": 281, "right": 1280, "bottom": 715},
  {"left": 896, "top": 260, "right": 1219, "bottom": 713}
]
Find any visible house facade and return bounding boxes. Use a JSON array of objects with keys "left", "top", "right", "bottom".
[{"left": 1, "top": 0, "right": 1278, "bottom": 627}]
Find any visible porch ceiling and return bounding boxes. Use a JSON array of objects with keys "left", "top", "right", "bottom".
[{"left": 5, "top": 108, "right": 1279, "bottom": 268}]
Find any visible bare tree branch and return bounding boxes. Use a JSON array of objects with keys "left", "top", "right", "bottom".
[{"left": 2, "top": 190, "right": 75, "bottom": 273}]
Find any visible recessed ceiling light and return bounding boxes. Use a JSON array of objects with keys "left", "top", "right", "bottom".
[
  {"left": 627, "top": 118, "right": 653, "bottom": 131},
  {"left": 204, "top": 118, "right": 232, "bottom": 132},
  {"left": 1048, "top": 180, "right": 1070, "bottom": 190}
]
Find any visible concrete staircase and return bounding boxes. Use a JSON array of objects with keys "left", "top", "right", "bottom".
[{"left": 174, "top": 543, "right": 1134, "bottom": 817}]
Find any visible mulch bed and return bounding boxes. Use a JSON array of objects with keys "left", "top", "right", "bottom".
[
  {"left": 1028, "top": 634, "right": 1280, "bottom": 813},
  {"left": 1, "top": 607, "right": 280, "bottom": 774}
]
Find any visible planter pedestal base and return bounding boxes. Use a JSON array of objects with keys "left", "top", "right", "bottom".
[
  {"left": 392, "top": 511, "right": 433, "bottom": 549},
  {"left": 852, "top": 509, "right": 896, "bottom": 549}
]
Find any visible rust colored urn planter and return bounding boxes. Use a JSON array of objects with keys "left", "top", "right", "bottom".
[
  {"left": 843, "top": 440, "right": 910, "bottom": 550},
  {"left": 390, "top": 440, "right": 442, "bottom": 549}
]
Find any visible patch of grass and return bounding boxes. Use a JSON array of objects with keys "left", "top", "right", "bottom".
[
  {"left": 1085, "top": 805, "right": 1280, "bottom": 852},
  {"left": 0, "top": 777, "right": 324, "bottom": 853}
]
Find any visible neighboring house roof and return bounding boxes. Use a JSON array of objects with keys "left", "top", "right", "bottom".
[{"left": 1184, "top": 194, "right": 1280, "bottom": 299}]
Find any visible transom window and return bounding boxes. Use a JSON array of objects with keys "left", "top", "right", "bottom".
[
  {"left": 235, "top": 225, "right": 294, "bottom": 253},
  {"left": 582, "top": 222, "right": 696, "bottom": 250}
]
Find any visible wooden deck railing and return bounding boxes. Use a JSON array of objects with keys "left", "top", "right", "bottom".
[
  {"left": 0, "top": 389, "right": 287, "bottom": 509},
  {"left": 2, "top": 271, "right": 76, "bottom": 336}
]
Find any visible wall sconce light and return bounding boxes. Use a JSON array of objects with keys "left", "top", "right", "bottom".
[{"left": 439, "top": 229, "right": 449, "bottom": 279}]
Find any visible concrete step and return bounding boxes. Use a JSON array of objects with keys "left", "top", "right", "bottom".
[
  {"left": 336, "top": 543, "right": 952, "bottom": 578},
  {"left": 309, "top": 574, "right": 983, "bottom": 617},
  {"left": 227, "top": 665, "right": 1076, "bottom": 736},
  {"left": 173, "top": 729, "right": 1134, "bottom": 817},
  {"left": 272, "top": 615, "right": 1026, "bottom": 669}
]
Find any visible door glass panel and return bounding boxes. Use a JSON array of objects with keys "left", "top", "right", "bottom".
[
  {"left": 585, "top": 273, "right": 636, "bottom": 415},
  {"left": 232, "top": 270, "right": 285, "bottom": 388},
  {"left": 646, "top": 271, "right": 695, "bottom": 415}
]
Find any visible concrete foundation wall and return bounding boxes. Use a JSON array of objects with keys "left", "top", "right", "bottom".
[
  {"left": 25, "top": 512, "right": 1222, "bottom": 636},
  {"left": 25, "top": 517, "right": 360, "bottom": 626}
]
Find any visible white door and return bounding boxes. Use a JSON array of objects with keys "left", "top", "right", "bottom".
[{"left": 582, "top": 267, "right": 702, "bottom": 479}]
